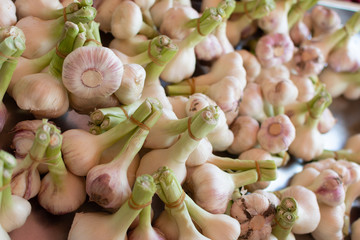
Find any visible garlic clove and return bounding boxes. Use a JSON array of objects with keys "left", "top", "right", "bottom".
[
  {"left": 62, "top": 46, "right": 124, "bottom": 99},
  {"left": 236, "top": 49, "right": 261, "bottom": 83}
]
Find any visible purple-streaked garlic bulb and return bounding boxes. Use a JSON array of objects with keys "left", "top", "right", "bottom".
[
  {"left": 62, "top": 46, "right": 124, "bottom": 99},
  {"left": 291, "top": 45, "right": 325, "bottom": 77},
  {"left": 160, "top": 5, "right": 199, "bottom": 40},
  {"left": 228, "top": 116, "right": 259, "bottom": 155},
  {"left": 310, "top": 5, "right": 341, "bottom": 37},
  {"left": 257, "top": 114, "right": 295, "bottom": 154},
  {"left": 328, "top": 36, "right": 360, "bottom": 73},
  {"left": 236, "top": 49, "right": 261, "bottom": 83},
  {"left": 290, "top": 20, "right": 311, "bottom": 46},
  {"left": 0, "top": 0, "right": 17, "bottom": 27},
  {"left": 307, "top": 169, "right": 345, "bottom": 207},
  {"left": 230, "top": 192, "right": 276, "bottom": 240},
  {"left": 261, "top": 77, "right": 298, "bottom": 108},
  {"left": 255, "top": 33, "right": 294, "bottom": 68}
]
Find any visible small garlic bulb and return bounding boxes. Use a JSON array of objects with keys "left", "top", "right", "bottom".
[
  {"left": 111, "top": 1, "right": 143, "bottom": 39},
  {"left": 291, "top": 74, "right": 316, "bottom": 103},
  {"left": 236, "top": 49, "right": 261, "bottom": 82},
  {"left": 291, "top": 45, "right": 325, "bottom": 77},
  {"left": 257, "top": 114, "right": 295, "bottom": 154},
  {"left": 167, "top": 95, "right": 188, "bottom": 119},
  {"left": 15, "top": 0, "right": 62, "bottom": 20},
  {"left": 62, "top": 46, "right": 124, "bottom": 99},
  {"left": 289, "top": 20, "right": 311, "bottom": 46},
  {"left": 0, "top": 0, "right": 17, "bottom": 27},
  {"left": 194, "top": 34, "right": 223, "bottom": 61},
  {"left": 115, "top": 63, "right": 145, "bottom": 105},
  {"left": 261, "top": 77, "right": 298, "bottom": 108},
  {"left": 69, "top": 93, "right": 120, "bottom": 115},
  {"left": 0, "top": 195, "right": 31, "bottom": 232},
  {"left": 228, "top": 116, "right": 259, "bottom": 155},
  {"left": 317, "top": 108, "right": 336, "bottom": 134},
  {"left": 238, "top": 83, "right": 267, "bottom": 122}
]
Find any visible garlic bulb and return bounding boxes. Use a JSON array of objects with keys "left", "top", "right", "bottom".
[
  {"left": 62, "top": 46, "right": 123, "bottom": 99},
  {"left": 0, "top": 0, "right": 17, "bottom": 27},
  {"left": 168, "top": 96, "right": 188, "bottom": 119},
  {"left": 69, "top": 93, "right": 120, "bottom": 115},
  {"left": 236, "top": 49, "right": 261, "bottom": 82},
  {"left": 310, "top": 5, "right": 341, "bottom": 37},
  {"left": 238, "top": 82, "right": 267, "bottom": 122},
  {"left": 153, "top": 210, "right": 179, "bottom": 240},
  {"left": 311, "top": 202, "right": 345, "bottom": 240},
  {"left": 317, "top": 108, "right": 336, "bottom": 134},
  {"left": 115, "top": 63, "right": 145, "bottom": 105},
  {"left": 109, "top": 35, "right": 149, "bottom": 56},
  {"left": 257, "top": 114, "right": 295, "bottom": 154},
  {"left": 12, "top": 72, "right": 69, "bottom": 118},
  {"left": 94, "top": 0, "right": 123, "bottom": 33},
  {"left": 277, "top": 185, "right": 320, "bottom": 234},
  {"left": 160, "top": 5, "right": 199, "bottom": 40},
  {"left": 230, "top": 192, "right": 276, "bottom": 240},
  {"left": 15, "top": 0, "right": 63, "bottom": 20},
  {"left": 228, "top": 116, "right": 259, "bottom": 155},
  {"left": 289, "top": 20, "right": 311, "bottom": 46},
  {"left": 290, "top": 167, "right": 320, "bottom": 187},
  {"left": 290, "top": 74, "right": 316, "bottom": 103},
  {"left": 194, "top": 34, "right": 223, "bottom": 61}
]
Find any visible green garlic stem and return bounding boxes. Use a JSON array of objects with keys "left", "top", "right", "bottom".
[
  {"left": 137, "top": 204, "right": 152, "bottom": 229},
  {"left": 272, "top": 197, "right": 298, "bottom": 240},
  {"left": 184, "top": 194, "right": 211, "bottom": 226},
  {"left": 0, "top": 38, "right": 18, "bottom": 68},
  {"left": 110, "top": 174, "right": 156, "bottom": 234},
  {"left": 217, "top": 0, "right": 236, "bottom": 19},
  {"left": 139, "top": 22, "right": 159, "bottom": 39},
  {"left": 207, "top": 158, "right": 277, "bottom": 170},
  {"left": 229, "top": 169, "right": 259, "bottom": 188},
  {"left": 288, "top": 0, "right": 318, "bottom": 28},
  {"left": 166, "top": 84, "right": 209, "bottom": 96}
]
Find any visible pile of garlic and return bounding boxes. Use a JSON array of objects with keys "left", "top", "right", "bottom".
[{"left": 1, "top": 0, "right": 360, "bottom": 239}]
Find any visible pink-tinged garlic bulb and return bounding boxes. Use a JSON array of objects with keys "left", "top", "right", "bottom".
[
  {"left": 167, "top": 95, "right": 188, "bottom": 119},
  {"left": 62, "top": 46, "right": 124, "bottom": 99},
  {"left": 153, "top": 210, "right": 179, "bottom": 240},
  {"left": 206, "top": 76, "right": 246, "bottom": 113},
  {"left": 291, "top": 45, "right": 325, "bottom": 77},
  {"left": 311, "top": 202, "right": 345, "bottom": 240},
  {"left": 160, "top": 5, "right": 199, "bottom": 40},
  {"left": 149, "top": 0, "right": 174, "bottom": 28},
  {"left": 255, "top": 33, "right": 295, "bottom": 68},
  {"left": 261, "top": 77, "right": 299, "bottom": 108},
  {"left": 69, "top": 93, "right": 120, "bottom": 115},
  {"left": 238, "top": 83, "right": 267, "bottom": 122},
  {"left": 277, "top": 185, "right": 321, "bottom": 234},
  {"left": 236, "top": 50, "right": 261, "bottom": 83},
  {"left": 194, "top": 34, "right": 223, "bottom": 61},
  {"left": 0, "top": 0, "right": 17, "bottom": 27},
  {"left": 14, "top": 0, "right": 62, "bottom": 20},
  {"left": 12, "top": 73, "right": 69, "bottom": 118},
  {"left": 185, "top": 93, "right": 234, "bottom": 151},
  {"left": 307, "top": 169, "right": 345, "bottom": 207},
  {"left": 328, "top": 36, "right": 360, "bottom": 73},
  {"left": 290, "top": 20, "right": 311, "bottom": 46},
  {"left": 228, "top": 116, "right": 259, "bottom": 155},
  {"left": 255, "top": 65, "right": 290, "bottom": 85},
  {"left": 290, "top": 74, "right": 316, "bottom": 102},
  {"left": 115, "top": 63, "right": 145, "bottom": 105},
  {"left": 317, "top": 108, "right": 336, "bottom": 134},
  {"left": 257, "top": 114, "right": 295, "bottom": 154},
  {"left": 185, "top": 163, "right": 236, "bottom": 214},
  {"left": 94, "top": 0, "right": 123, "bottom": 33},
  {"left": 310, "top": 5, "right": 341, "bottom": 37},
  {"left": 290, "top": 167, "right": 320, "bottom": 187},
  {"left": 109, "top": 35, "right": 149, "bottom": 57},
  {"left": 230, "top": 192, "right": 276, "bottom": 240}
]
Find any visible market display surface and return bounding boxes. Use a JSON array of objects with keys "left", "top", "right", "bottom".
[{"left": 1, "top": 0, "right": 360, "bottom": 239}]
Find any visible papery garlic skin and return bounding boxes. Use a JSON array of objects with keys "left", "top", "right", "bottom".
[
  {"left": 0, "top": 225, "right": 10, "bottom": 240},
  {"left": 194, "top": 34, "right": 223, "bottom": 61},
  {"left": 255, "top": 33, "right": 294, "bottom": 68},
  {"left": 228, "top": 116, "right": 259, "bottom": 155},
  {"left": 318, "top": 67, "right": 349, "bottom": 98},
  {"left": 160, "top": 5, "right": 198, "bottom": 40},
  {"left": 328, "top": 36, "right": 360, "bottom": 73},
  {"left": 238, "top": 83, "right": 267, "bottom": 122},
  {"left": 62, "top": 46, "right": 123, "bottom": 99},
  {"left": 168, "top": 96, "right": 188, "bottom": 119},
  {"left": 291, "top": 74, "right": 316, "bottom": 103},
  {"left": 11, "top": 166, "right": 41, "bottom": 200},
  {"left": 0, "top": 0, "right": 17, "bottom": 27},
  {"left": 128, "top": 226, "right": 166, "bottom": 240},
  {"left": 257, "top": 114, "right": 295, "bottom": 154},
  {"left": 230, "top": 193, "right": 276, "bottom": 240},
  {"left": 95, "top": 0, "right": 123, "bottom": 33},
  {"left": 69, "top": 93, "right": 120, "bottom": 115},
  {"left": 310, "top": 5, "right": 341, "bottom": 37},
  {"left": 153, "top": 210, "right": 179, "bottom": 240},
  {"left": 290, "top": 167, "right": 320, "bottom": 187},
  {"left": 0, "top": 195, "right": 31, "bottom": 232},
  {"left": 115, "top": 63, "right": 145, "bottom": 105},
  {"left": 38, "top": 172, "right": 86, "bottom": 215},
  {"left": 187, "top": 138, "right": 212, "bottom": 167},
  {"left": 317, "top": 108, "right": 336, "bottom": 134},
  {"left": 291, "top": 45, "right": 325, "bottom": 77},
  {"left": 290, "top": 20, "right": 311, "bottom": 46},
  {"left": 255, "top": 65, "right": 290, "bottom": 85}
]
